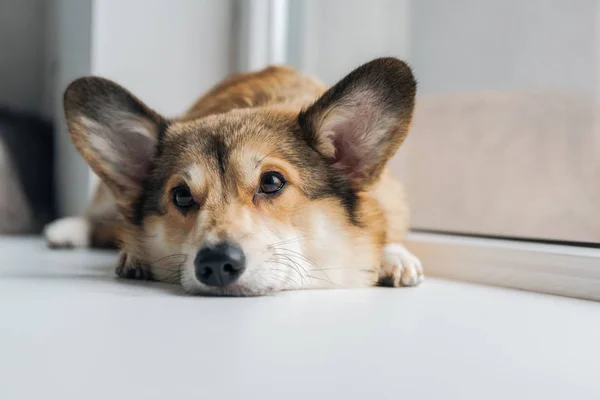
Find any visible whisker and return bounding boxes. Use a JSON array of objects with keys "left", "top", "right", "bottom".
[
  {"left": 265, "top": 259, "right": 305, "bottom": 286},
  {"left": 272, "top": 248, "right": 320, "bottom": 270},
  {"left": 267, "top": 236, "right": 303, "bottom": 249},
  {"left": 140, "top": 253, "right": 188, "bottom": 284},
  {"left": 274, "top": 249, "right": 335, "bottom": 284},
  {"left": 277, "top": 255, "right": 310, "bottom": 281},
  {"left": 266, "top": 264, "right": 301, "bottom": 288},
  {"left": 267, "top": 274, "right": 295, "bottom": 289},
  {"left": 155, "top": 267, "right": 183, "bottom": 277},
  {"left": 272, "top": 251, "right": 333, "bottom": 285},
  {"left": 151, "top": 254, "right": 187, "bottom": 264},
  {"left": 273, "top": 265, "right": 306, "bottom": 287},
  {"left": 268, "top": 255, "right": 307, "bottom": 278},
  {"left": 150, "top": 261, "right": 186, "bottom": 270},
  {"left": 268, "top": 257, "right": 340, "bottom": 288},
  {"left": 265, "top": 259, "right": 302, "bottom": 277}
]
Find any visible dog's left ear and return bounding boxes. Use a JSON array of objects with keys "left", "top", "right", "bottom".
[
  {"left": 63, "top": 77, "right": 167, "bottom": 214},
  {"left": 298, "top": 57, "right": 416, "bottom": 189}
]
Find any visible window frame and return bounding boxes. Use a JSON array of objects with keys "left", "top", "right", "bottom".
[{"left": 406, "top": 232, "right": 600, "bottom": 301}]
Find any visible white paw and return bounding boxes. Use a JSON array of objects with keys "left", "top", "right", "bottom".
[
  {"left": 43, "top": 217, "right": 90, "bottom": 248},
  {"left": 381, "top": 243, "right": 424, "bottom": 287}
]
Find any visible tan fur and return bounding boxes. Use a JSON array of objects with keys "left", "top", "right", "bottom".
[
  {"left": 184, "top": 66, "right": 326, "bottom": 120},
  {"left": 49, "top": 60, "right": 422, "bottom": 295}
]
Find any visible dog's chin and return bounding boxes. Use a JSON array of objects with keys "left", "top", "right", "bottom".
[
  {"left": 180, "top": 279, "right": 281, "bottom": 297},
  {"left": 176, "top": 260, "right": 297, "bottom": 296}
]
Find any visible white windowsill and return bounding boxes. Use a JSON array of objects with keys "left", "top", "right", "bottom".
[
  {"left": 406, "top": 232, "right": 600, "bottom": 301},
  {"left": 0, "top": 236, "right": 598, "bottom": 398}
]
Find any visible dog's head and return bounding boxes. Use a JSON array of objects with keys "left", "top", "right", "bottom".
[{"left": 64, "top": 58, "right": 416, "bottom": 295}]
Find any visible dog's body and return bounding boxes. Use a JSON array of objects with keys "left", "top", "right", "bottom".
[{"left": 44, "top": 59, "right": 423, "bottom": 296}]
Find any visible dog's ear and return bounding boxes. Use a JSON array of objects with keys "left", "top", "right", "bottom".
[
  {"left": 64, "top": 77, "right": 166, "bottom": 211},
  {"left": 298, "top": 57, "right": 416, "bottom": 189}
]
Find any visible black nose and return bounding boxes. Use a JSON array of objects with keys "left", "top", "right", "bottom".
[{"left": 194, "top": 243, "right": 246, "bottom": 287}]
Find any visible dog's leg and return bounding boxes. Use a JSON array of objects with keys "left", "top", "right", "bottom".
[
  {"left": 44, "top": 216, "right": 119, "bottom": 249},
  {"left": 378, "top": 243, "right": 424, "bottom": 287},
  {"left": 115, "top": 251, "right": 153, "bottom": 280},
  {"left": 44, "top": 216, "right": 92, "bottom": 248},
  {"left": 44, "top": 182, "right": 119, "bottom": 249}
]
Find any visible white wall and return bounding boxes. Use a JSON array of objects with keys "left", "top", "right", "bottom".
[
  {"left": 288, "top": 0, "right": 410, "bottom": 84},
  {"left": 0, "top": 0, "right": 49, "bottom": 115},
  {"left": 288, "top": 0, "right": 597, "bottom": 94},
  {"left": 410, "top": 0, "right": 598, "bottom": 96},
  {"left": 91, "top": 0, "right": 235, "bottom": 116}
]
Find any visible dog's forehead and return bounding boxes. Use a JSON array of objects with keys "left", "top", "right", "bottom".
[{"left": 162, "top": 109, "right": 301, "bottom": 168}]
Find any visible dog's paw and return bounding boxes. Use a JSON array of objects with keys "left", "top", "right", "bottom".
[
  {"left": 379, "top": 243, "right": 424, "bottom": 287},
  {"left": 44, "top": 217, "right": 90, "bottom": 248},
  {"left": 115, "top": 252, "right": 153, "bottom": 280}
]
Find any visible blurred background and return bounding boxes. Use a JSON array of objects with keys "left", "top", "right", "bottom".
[{"left": 0, "top": 0, "right": 597, "bottom": 244}]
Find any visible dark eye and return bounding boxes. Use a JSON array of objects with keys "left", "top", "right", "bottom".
[
  {"left": 172, "top": 185, "right": 195, "bottom": 208},
  {"left": 259, "top": 172, "right": 286, "bottom": 194}
]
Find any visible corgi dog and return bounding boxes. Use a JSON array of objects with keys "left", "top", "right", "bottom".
[{"left": 44, "top": 57, "right": 423, "bottom": 296}]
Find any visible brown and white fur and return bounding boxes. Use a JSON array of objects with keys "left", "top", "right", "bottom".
[{"left": 44, "top": 58, "right": 423, "bottom": 296}]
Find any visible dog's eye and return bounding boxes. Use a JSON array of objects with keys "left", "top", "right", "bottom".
[
  {"left": 172, "top": 185, "right": 195, "bottom": 208},
  {"left": 259, "top": 172, "right": 285, "bottom": 194}
]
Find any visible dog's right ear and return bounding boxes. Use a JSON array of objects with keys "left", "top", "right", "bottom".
[
  {"left": 298, "top": 57, "right": 416, "bottom": 190},
  {"left": 64, "top": 77, "right": 166, "bottom": 210}
]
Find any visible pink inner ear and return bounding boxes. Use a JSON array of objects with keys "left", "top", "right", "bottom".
[
  {"left": 122, "top": 134, "right": 154, "bottom": 185},
  {"left": 100, "top": 126, "right": 155, "bottom": 190},
  {"left": 330, "top": 122, "right": 366, "bottom": 180},
  {"left": 325, "top": 99, "right": 381, "bottom": 181}
]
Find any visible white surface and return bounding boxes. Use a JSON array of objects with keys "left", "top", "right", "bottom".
[
  {"left": 406, "top": 232, "right": 600, "bottom": 301},
  {"left": 0, "top": 237, "right": 598, "bottom": 400}
]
